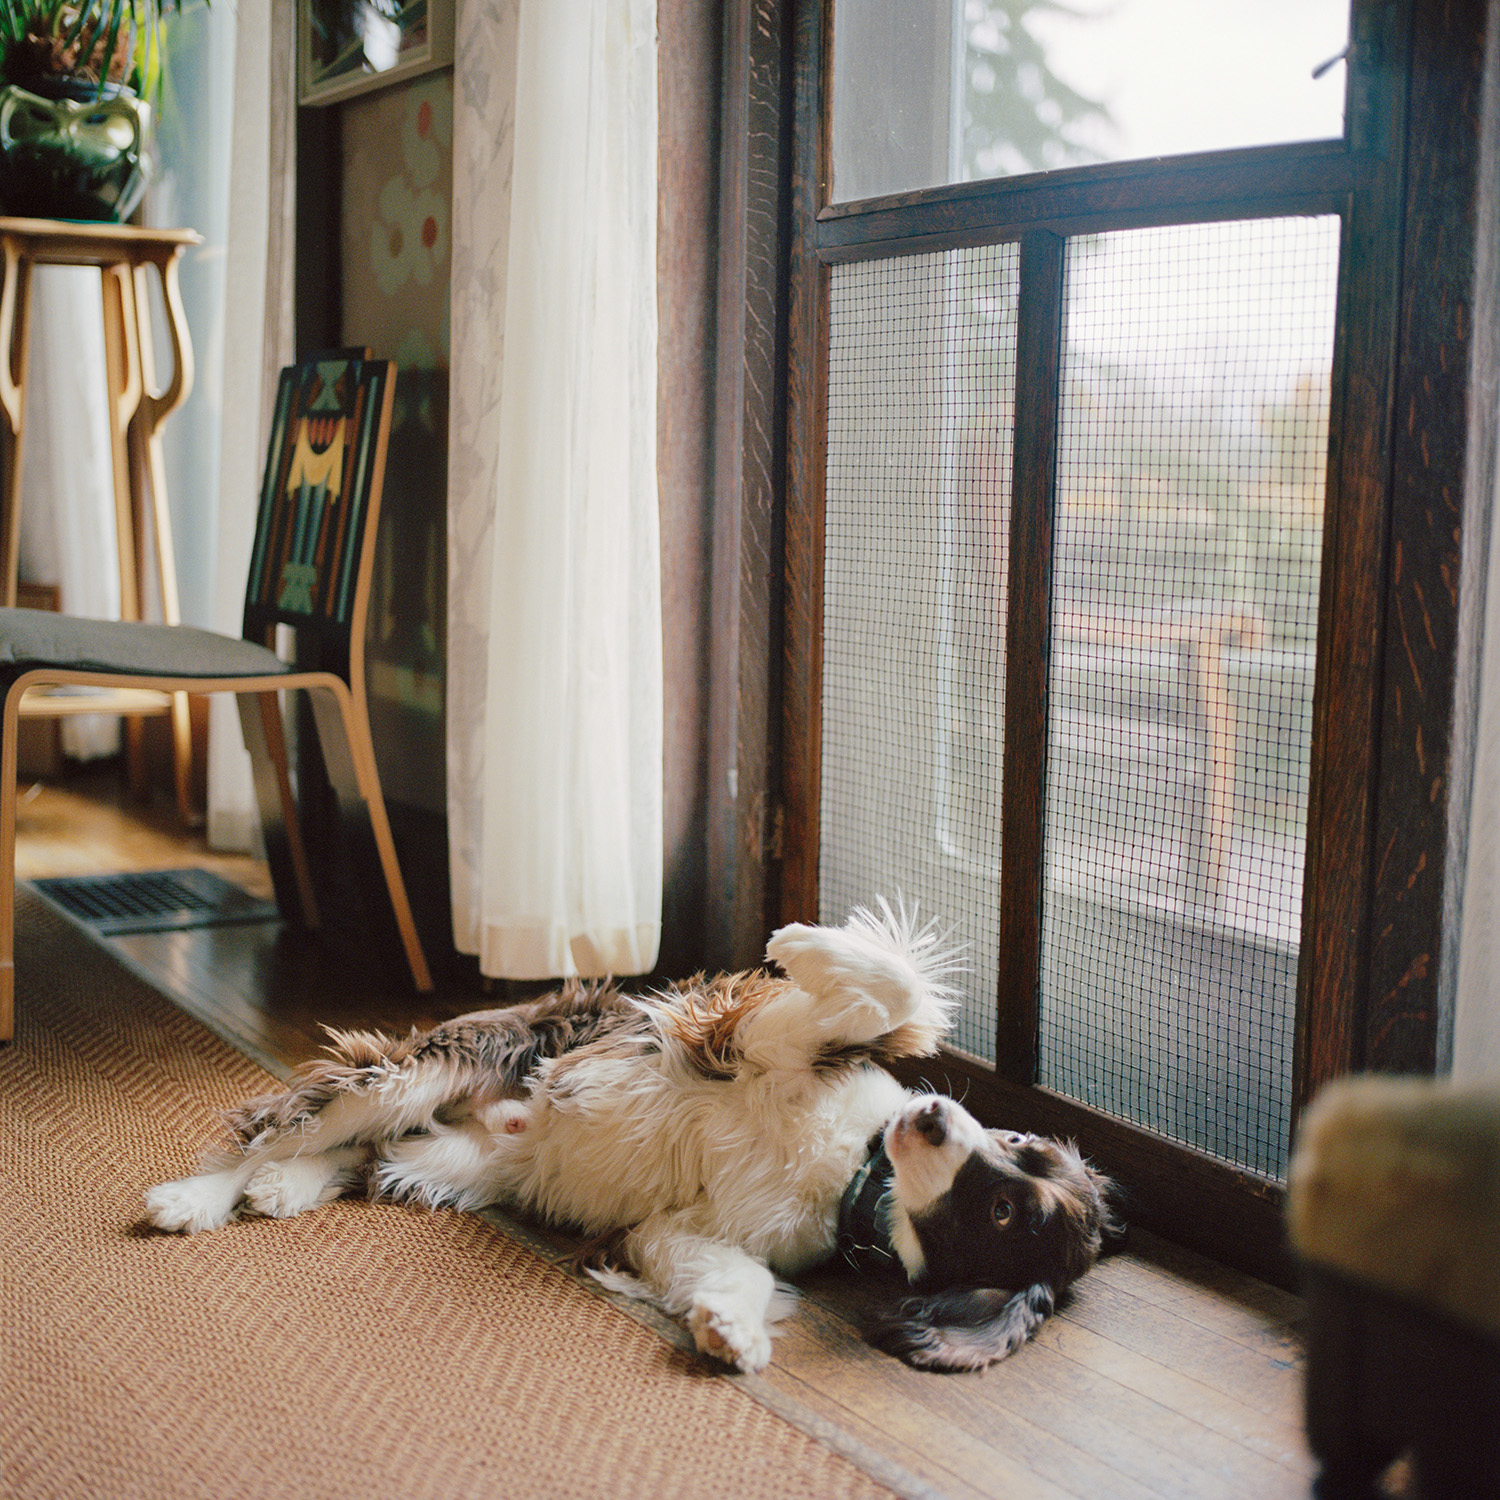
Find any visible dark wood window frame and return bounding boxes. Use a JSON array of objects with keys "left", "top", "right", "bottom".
[{"left": 708, "top": 0, "right": 1489, "bottom": 1284}]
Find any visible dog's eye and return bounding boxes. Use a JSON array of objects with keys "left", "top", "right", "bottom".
[{"left": 994, "top": 1198, "right": 1014, "bottom": 1227}]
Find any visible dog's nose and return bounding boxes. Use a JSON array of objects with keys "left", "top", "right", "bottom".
[{"left": 913, "top": 1098, "right": 947, "bottom": 1146}]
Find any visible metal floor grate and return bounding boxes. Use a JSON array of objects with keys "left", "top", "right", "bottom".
[{"left": 29, "top": 869, "right": 279, "bottom": 936}]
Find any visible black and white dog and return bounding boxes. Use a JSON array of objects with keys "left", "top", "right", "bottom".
[{"left": 145, "top": 901, "right": 1119, "bottom": 1372}]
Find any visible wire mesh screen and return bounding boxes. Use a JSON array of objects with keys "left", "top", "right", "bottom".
[
  {"left": 820, "top": 244, "right": 1020, "bottom": 1060},
  {"left": 1038, "top": 216, "right": 1340, "bottom": 1178}
]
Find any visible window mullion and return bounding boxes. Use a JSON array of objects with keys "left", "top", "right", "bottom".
[{"left": 995, "top": 228, "right": 1065, "bottom": 1083}]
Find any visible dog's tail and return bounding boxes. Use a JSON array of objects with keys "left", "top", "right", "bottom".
[
  {"left": 222, "top": 983, "right": 632, "bottom": 1154},
  {"left": 221, "top": 1028, "right": 457, "bottom": 1154}
]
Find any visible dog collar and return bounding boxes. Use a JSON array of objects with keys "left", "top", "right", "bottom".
[{"left": 837, "top": 1133, "right": 897, "bottom": 1272}]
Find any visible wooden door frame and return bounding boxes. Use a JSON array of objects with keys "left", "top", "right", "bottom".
[
  {"left": 704, "top": 0, "right": 795, "bottom": 975},
  {"left": 711, "top": 0, "right": 1490, "bottom": 1284}
]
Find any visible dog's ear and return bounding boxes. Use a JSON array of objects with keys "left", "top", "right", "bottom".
[
  {"left": 1096, "top": 1171, "right": 1130, "bottom": 1256},
  {"left": 867, "top": 1283, "right": 1055, "bottom": 1371}
]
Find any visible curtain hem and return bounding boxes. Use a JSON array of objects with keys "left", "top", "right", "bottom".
[{"left": 470, "top": 922, "right": 662, "bottom": 981}]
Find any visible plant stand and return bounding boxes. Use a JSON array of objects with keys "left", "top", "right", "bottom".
[{"left": 0, "top": 215, "right": 201, "bottom": 823}]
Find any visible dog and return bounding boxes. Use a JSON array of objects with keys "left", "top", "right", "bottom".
[{"left": 144, "top": 900, "right": 1119, "bottom": 1373}]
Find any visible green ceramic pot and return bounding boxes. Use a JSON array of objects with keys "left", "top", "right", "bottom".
[{"left": 0, "top": 81, "right": 154, "bottom": 222}]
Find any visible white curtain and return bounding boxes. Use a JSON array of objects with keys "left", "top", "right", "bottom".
[
  {"left": 204, "top": 0, "right": 297, "bottom": 851},
  {"left": 448, "top": 0, "right": 662, "bottom": 978},
  {"left": 1453, "top": 419, "right": 1500, "bottom": 1084},
  {"left": 17, "top": 269, "right": 120, "bottom": 760}
]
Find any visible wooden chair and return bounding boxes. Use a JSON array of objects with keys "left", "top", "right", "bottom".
[{"left": 0, "top": 350, "right": 433, "bottom": 1041}]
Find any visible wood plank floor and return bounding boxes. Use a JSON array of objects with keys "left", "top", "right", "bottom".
[{"left": 14, "top": 762, "right": 1321, "bottom": 1500}]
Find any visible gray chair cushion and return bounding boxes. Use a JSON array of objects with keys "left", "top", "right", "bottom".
[{"left": 0, "top": 608, "right": 293, "bottom": 683}]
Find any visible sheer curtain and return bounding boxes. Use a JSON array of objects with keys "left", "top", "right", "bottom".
[
  {"left": 1454, "top": 436, "right": 1500, "bottom": 1083},
  {"left": 17, "top": 269, "right": 120, "bottom": 760},
  {"left": 16, "top": 0, "right": 287, "bottom": 833},
  {"left": 448, "top": 0, "right": 662, "bottom": 978},
  {"left": 204, "top": 0, "right": 297, "bottom": 850}
]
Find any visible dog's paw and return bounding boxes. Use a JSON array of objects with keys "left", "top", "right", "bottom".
[
  {"left": 687, "top": 1296, "right": 773, "bottom": 1374},
  {"left": 244, "top": 1157, "right": 350, "bottom": 1219},
  {"left": 143, "top": 1172, "right": 242, "bottom": 1233},
  {"left": 763, "top": 908, "right": 950, "bottom": 1051},
  {"left": 762, "top": 922, "right": 824, "bottom": 977}
]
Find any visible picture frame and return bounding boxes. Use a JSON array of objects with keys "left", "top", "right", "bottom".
[{"left": 298, "top": 0, "right": 455, "bottom": 107}]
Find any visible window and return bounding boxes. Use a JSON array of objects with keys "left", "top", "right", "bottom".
[
  {"left": 769, "top": 0, "right": 1476, "bottom": 1278},
  {"left": 830, "top": 0, "right": 1351, "bottom": 194}
]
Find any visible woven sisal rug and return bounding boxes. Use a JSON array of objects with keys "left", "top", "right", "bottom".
[{"left": 1, "top": 892, "right": 896, "bottom": 1500}]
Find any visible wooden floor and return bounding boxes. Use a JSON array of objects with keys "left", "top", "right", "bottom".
[{"left": 15, "top": 761, "right": 1321, "bottom": 1500}]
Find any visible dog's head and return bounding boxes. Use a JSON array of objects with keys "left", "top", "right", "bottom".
[{"left": 870, "top": 1094, "right": 1121, "bottom": 1370}]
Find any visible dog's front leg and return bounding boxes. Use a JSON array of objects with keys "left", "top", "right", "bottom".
[
  {"left": 742, "top": 901, "right": 958, "bottom": 1070},
  {"left": 622, "top": 1209, "right": 793, "bottom": 1374}
]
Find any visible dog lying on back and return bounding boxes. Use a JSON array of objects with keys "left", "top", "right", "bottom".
[{"left": 145, "top": 901, "right": 1119, "bottom": 1372}]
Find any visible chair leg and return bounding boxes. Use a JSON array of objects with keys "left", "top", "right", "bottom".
[
  {"left": 1, "top": 683, "right": 22, "bottom": 1042},
  {"left": 123, "top": 716, "right": 150, "bottom": 803},
  {"left": 168, "top": 690, "right": 196, "bottom": 827},
  {"left": 305, "top": 682, "right": 433, "bottom": 992},
  {"left": 237, "top": 691, "right": 320, "bottom": 930}
]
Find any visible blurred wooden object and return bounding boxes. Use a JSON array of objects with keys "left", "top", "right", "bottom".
[{"left": 1289, "top": 1075, "right": 1500, "bottom": 1498}]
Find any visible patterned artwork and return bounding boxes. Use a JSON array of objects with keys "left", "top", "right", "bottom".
[{"left": 245, "top": 355, "right": 389, "bottom": 636}]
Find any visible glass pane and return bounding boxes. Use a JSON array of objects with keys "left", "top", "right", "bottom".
[
  {"left": 1038, "top": 216, "right": 1340, "bottom": 1179},
  {"left": 832, "top": 0, "right": 1350, "bottom": 201},
  {"left": 820, "top": 244, "right": 1019, "bottom": 1061}
]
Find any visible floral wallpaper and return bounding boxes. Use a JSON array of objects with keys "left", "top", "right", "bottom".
[{"left": 343, "top": 75, "right": 453, "bottom": 371}]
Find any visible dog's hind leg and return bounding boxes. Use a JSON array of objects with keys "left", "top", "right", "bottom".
[
  {"left": 612, "top": 1208, "right": 794, "bottom": 1374},
  {"left": 143, "top": 1158, "right": 262, "bottom": 1234},
  {"left": 372, "top": 1120, "right": 506, "bottom": 1212},
  {"left": 244, "top": 1143, "right": 370, "bottom": 1219},
  {"left": 145, "top": 992, "right": 633, "bottom": 1234},
  {"left": 145, "top": 1079, "right": 435, "bottom": 1233}
]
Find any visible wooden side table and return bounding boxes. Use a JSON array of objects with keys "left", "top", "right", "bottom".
[{"left": 0, "top": 216, "right": 202, "bottom": 823}]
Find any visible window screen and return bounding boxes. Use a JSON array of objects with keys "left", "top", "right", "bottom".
[
  {"left": 1038, "top": 216, "right": 1339, "bottom": 1179},
  {"left": 820, "top": 244, "right": 1019, "bottom": 1061},
  {"left": 819, "top": 216, "right": 1339, "bottom": 1179}
]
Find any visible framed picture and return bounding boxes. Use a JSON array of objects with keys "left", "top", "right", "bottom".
[{"left": 299, "top": 0, "right": 455, "bottom": 107}]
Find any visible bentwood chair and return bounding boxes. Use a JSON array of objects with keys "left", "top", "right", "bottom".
[{"left": 0, "top": 350, "right": 433, "bottom": 1041}]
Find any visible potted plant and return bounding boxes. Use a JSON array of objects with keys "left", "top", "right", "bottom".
[{"left": 0, "top": 0, "right": 202, "bottom": 221}]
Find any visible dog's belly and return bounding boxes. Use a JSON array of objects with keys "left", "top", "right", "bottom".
[{"left": 485, "top": 1060, "right": 910, "bottom": 1266}]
